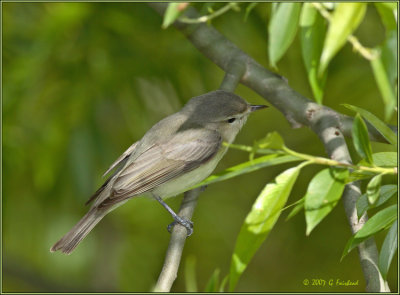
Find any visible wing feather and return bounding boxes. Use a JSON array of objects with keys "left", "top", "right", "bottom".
[
  {"left": 86, "top": 141, "right": 139, "bottom": 205},
  {"left": 102, "top": 141, "right": 138, "bottom": 177},
  {"left": 97, "top": 130, "right": 221, "bottom": 208}
]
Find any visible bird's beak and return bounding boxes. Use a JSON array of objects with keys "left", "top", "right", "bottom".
[{"left": 250, "top": 105, "right": 268, "bottom": 112}]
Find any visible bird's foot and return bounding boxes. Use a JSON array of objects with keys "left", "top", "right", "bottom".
[{"left": 167, "top": 216, "right": 193, "bottom": 236}]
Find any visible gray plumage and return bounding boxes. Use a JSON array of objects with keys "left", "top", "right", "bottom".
[{"left": 50, "top": 90, "right": 263, "bottom": 254}]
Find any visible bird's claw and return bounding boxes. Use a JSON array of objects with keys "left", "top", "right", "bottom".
[{"left": 167, "top": 216, "right": 194, "bottom": 236}]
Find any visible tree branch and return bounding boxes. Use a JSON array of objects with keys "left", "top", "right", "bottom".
[
  {"left": 149, "top": 3, "right": 397, "bottom": 144},
  {"left": 219, "top": 57, "right": 246, "bottom": 91},
  {"left": 309, "top": 108, "right": 390, "bottom": 292},
  {"left": 148, "top": 3, "right": 394, "bottom": 292},
  {"left": 153, "top": 187, "right": 203, "bottom": 292},
  {"left": 342, "top": 183, "right": 390, "bottom": 292}
]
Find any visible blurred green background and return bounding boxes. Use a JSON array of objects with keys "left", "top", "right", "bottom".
[{"left": 2, "top": 2, "right": 397, "bottom": 292}]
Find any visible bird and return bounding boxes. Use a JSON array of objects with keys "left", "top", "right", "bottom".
[{"left": 50, "top": 90, "right": 267, "bottom": 254}]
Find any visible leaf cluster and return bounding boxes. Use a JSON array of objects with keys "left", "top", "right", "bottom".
[{"left": 187, "top": 105, "right": 397, "bottom": 291}]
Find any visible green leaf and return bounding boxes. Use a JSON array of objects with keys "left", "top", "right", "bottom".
[
  {"left": 192, "top": 154, "right": 300, "bottom": 189},
  {"left": 184, "top": 255, "right": 197, "bottom": 292},
  {"left": 256, "top": 131, "right": 285, "bottom": 150},
  {"left": 370, "top": 50, "right": 397, "bottom": 121},
  {"left": 375, "top": 185, "right": 398, "bottom": 207},
  {"left": 352, "top": 114, "right": 374, "bottom": 164},
  {"left": 356, "top": 193, "right": 369, "bottom": 219},
  {"left": 358, "top": 152, "right": 398, "bottom": 168},
  {"left": 162, "top": 3, "right": 188, "bottom": 29},
  {"left": 200, "top": 3, "right": 216, "bottom": 14},
  {"left": 244, "top": 3, "right": 258, "bottom": 22},
  {"left": 305, "top": 168, "right": 349, "bottom": 235},
  {"left": 300, "top": 3, "right": 327, "bottom": 104},
  {"left": 286, "top": 198, "right": 304, "bottom": 221},
  {"left": 219, "top": 274, "right": 229, "bottom": 292},
  {"left": 268, "top": 3, "right": 301, "bottom": 68},
  {"left": 271, "top": 2, "right": 279, "bottom": 15},
  {"left": 381, "top": 30, "right": 397, "bottom": 94},
  {"left": 379, "top": 221, "right": 398, "bottom": 280},
  {"left": 357, "top": 185, "right": 398, "bottom": 218},
  {"left": 343, "top": 104, "right": 397, "bottom": 145},
  {"left": 229, "top": 165, "right": 301, "bottom": 291},
  {"left": 375, "top": 3, "right": 397, "bottom": 32},
  {"left": 374, "top": 3, "right": 397, "bottom": 121},
  {"left": 373, "top": 152, "right": 398, "bottom": 167},
  {"left": 321, "top": 3, "right": 336, "bottom": 10},
  {"left": 204, "top": 269, "right": 220, "bottom": 292},
  {"left": 366, "top": 174, "right": 382, "bottom": 205},
  {"left": 342, "top": 204, "right": 397, "bottom": 259},
  {"left": 271, "top": 2, "right": 280, "bottom": 18},
  {"left": 347, "top": 170, "right": 375, "bottom": 183},
  {"left": 379, "top": 2, "right": 397, "bottom": 11},
  {"left": 319, "top": 3, "right": 367, "bottom": 75}
]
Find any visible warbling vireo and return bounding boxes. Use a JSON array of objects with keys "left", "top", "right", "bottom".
[{"left": 51, "top": 90, "right": 267, "bottom": 254}]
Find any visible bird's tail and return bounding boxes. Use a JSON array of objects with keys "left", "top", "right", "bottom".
[{"left": 50, "top": 207, "right": 107, "bottom": 254}]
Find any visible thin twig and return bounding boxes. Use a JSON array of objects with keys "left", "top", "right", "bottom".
[
  {"left": 312, "top": 3, "right": 376, "bottom": 60},
  {"left": 225, "top": 142, "right": 397, "bottom": 175},
  {"left": 153, "top": 187, "right": 203, "bottom": 292},
  {"left": 179, "top": 2, "right": 239, "bottom": 24},
  {"left": 282, "top": 146, "right": 396, "bottom": 175},
  {"left": 220, "top": 58, "right": 246, "bottom": 91}
]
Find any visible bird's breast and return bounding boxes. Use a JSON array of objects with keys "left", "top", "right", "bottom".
[{"left": 152, "top": 146, "right": 228, "bottom": 199}]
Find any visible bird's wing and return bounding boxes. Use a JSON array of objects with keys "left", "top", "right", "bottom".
[
  {"left": 96, "top": 129, "right": 221, "bottom": 208},
  {"left": 102, "top": 141, "right": 139, "bottom": 177},
  {"left": 85, "top": 141, "right": 139, "bottom": 206}
]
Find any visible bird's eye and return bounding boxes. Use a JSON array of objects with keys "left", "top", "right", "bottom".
[{"left": 227, "top": 118, "right": 236, "bottom": 123}]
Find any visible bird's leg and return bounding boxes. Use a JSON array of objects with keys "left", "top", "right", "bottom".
[{"left": 152, "top": 194, "right": 193, "bottom": 236}]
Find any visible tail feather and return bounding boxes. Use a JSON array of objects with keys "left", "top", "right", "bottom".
[{"left": 50, "top": 207, "right": 107, "bottom": 254}]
